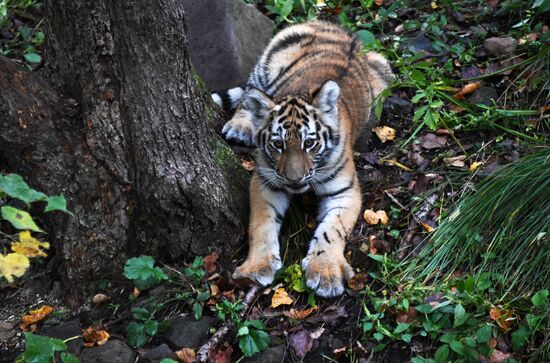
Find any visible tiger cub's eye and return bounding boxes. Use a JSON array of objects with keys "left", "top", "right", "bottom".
[
  {"left": 272, "top": 140, "right": 284, "bottom": 149},
  {"left": 304, "top": 139, "right": 315, "bottom": 148}
]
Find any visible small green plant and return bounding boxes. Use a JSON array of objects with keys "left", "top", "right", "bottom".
[
  {"left": 123, "top": 255, "right": 168, "bottom": 290},
  {"left": 125, "top": 306, "right": 169, "bottom": 348},
  {"left": 15, "top": 332, "right": 80, "bottom": 363}
]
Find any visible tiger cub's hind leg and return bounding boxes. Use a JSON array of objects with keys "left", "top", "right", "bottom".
[{"left": 232, "top": 175, "right": 290, "bottom": 285}]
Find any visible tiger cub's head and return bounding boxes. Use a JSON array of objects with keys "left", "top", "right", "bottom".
[{"left": 243, "top": 81, "right": 341, "bottom": 194}]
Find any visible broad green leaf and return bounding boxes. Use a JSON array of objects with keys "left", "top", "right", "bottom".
[
  {"left": 357, "top": 30, "right": 375, "bottom": 46},
  {"left": 434, "top": 344, "right": 449, "bottom": 363},
  {"left": 1, "top": 206, "right": 43, "bottom": 232},
  {"left": 394, "top": 323, "right": 410, "bottom": 334},
  {"left": 123, "top": 256, "right": 167, "bottom": 289},
  {"left": 197, "top": 291, "right": 210, "bottom": 302},
  {"left": 415, "top": 304, "right": 432, "bottom": 313},
  {"left": 131, "top": 307, "right": 150, "bottom": 321},
  {"left": 440, "top": 333, "right": 457, "bottom": 344},
  {"left": 45, "top": 195, "right": 71, "bottom": 215},
  {"left": 20, "top": 333, "right": 67, "bottom": 362},
  {"left": 160, "top": 360, "right": 178, "bottom": 363},
  {"left": 511, "top": 325, "right": 531, "bottom": 352},
  {"left": 126, "top": 322, "right": 147, "bottom": 348},
  {"left": 61, "top": 352, "right": 80, "bottom": 363},
  {"left": 453, "top": 303, "right": 468, "bottom": 327},
  {"left": 0, "top": 174, "right": 46, "bottom": 205},
  {"left": 144, "top": 320, "right": 159, "bottom": 336},
  {"left": 24, "top": 52, "right": 42, "bottom": 64},
  {"left": 531, "top": 289, "right": 549, "bottom": 308},
  {"left": 475, "top": 325, "right": 492, "bottom": 343},
  {"left": 373, "top": 332, "right": 384, "bottom": 341},
  {"left": 193, "top": 301, "right": 203, "bottom": 320},
  {"left": 450, "top": 340, "right": 465, "bottom": 355},
  {"left": 401, "top": 333, "right": 412, "bottom": 343},
  {"left": 244, "top": 319, "right": 265, "bottom": 330},
  {"left": 238, "top": 326, "right": 250, "bottom": 336},
  {"left": 238, "top": 328, "right": 270, "bottom": 357}
]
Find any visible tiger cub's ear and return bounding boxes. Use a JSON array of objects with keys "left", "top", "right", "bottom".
[
  {"left": 313, "top": 80, "right": 340, "bottom": 116},
  {"left": 242, "top": 88, "right": 274, "bottom": 130}
]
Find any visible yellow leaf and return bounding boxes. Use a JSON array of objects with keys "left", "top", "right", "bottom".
[
  {"left": 11, "top": 231, "right": 50, "bottom": 258},
  {"left": 376, "top": 210, "right": 389, "bottom": 225},
  {"left": 431, "top": 1, "right": 438, "bottom": 9},
  {"left": 175, "top": 347, "right": 196, "bottom": 363},
  {"left": 372, "top": 126, "right": 396, "bottom": 143},
  {"left": 283, "top": 306, "right": 318, "bottom": 320},
  {"left": 363, "top": 209, "right": 379, "bottom": 225},
  {"left": 82, "top": 326, "right": 110, "bottom": 347},
  {"left": 420, "top": 222, "right": 434, "bottom": 233},
  {"left": 271, "top": 287, "right": 293, "bottom": 308},
  {"left": 469, "top": 161, "right": 482, "bottom": 172},
  {"left": 20, "top": 305, "right": 54, "bottom": 331},
  {"left": 0, "top": 253, "right": 30, "bottom": 283}
]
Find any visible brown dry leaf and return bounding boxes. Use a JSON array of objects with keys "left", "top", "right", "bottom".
[
  {"left": 368, "top": 235, "right": 377, "bottom": 254},
  {"left": 490, "top": 350, "right": 511, "bottom": 363},
  {"left": 241, "top": 159, "right": 255, "bottom": 171},
  {"left": 443, "top": 155, "right": 467, "bottom": 168},
  {"left": 396, "top": 307, "right": 418, "bottom": 324},
  {"left": 347, "top": 272, "right": 369, "bottom": 291},
  {"left": 283, "top": 306, "right": 318, "bottom": 320},
  {"left": 132, "top": 287, "right": 141, "bottom": 298},
  {"left": 271, "top": 287, "right": 293, "bottom": 308},
  {"left": 376, "top": 210, "right": 389, "bottom": 225},
  {"left": 82, "top": 326, "right": 110, "bottom": 347},
  {"left": 372, "top": 126, "right": 396, "bottom": 143},
  {"left": 490, "top": 306, "right": 514, "bottom": 331},
  {"left": 211, "top": 346, "right": 233, "bottom": 363},
  {"left": 374, "top": 0, "right": 383, "bottom": 5},
  {"left": 210, "top": 284, "right": 220, "bottom": 297},
  {"left": 489, "top": 338, "right": 498, "bottom": 348},
  {"left": 453, "top": 82, "right": 481, "bottom": 100},
  {"left": 418, "top": 134, "right": 447, "bottom": 150},
  {"left": 20, "top": 305, "right": 54, "bottom": 331},
  {"left": 363, "top": 209, "right": 380, "bottom": 225},
  {"left": 175, "top": 347, "right": 196, "bottom": 363},
  {"left": 203, "top": 252, "right": 219, "bottom": 273}
]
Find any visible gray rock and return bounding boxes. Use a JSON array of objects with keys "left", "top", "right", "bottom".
[
  {"left": 405, "top": 35, "right": 434, "bottom": 54},
  {"left": 484, "top": 36, "right": 517, "bottom": 57},
  {"left": 384, "top": 95, "right": 413, "bottom": 115},
  {"left": 140, "top": 343, "right": 176, "bottom": 363},
  {"left": 244, "top": 345, "right": 285, "bottom": 363},
  {"left": 467, "top": 86, "right": 498, "bottom": 106},
  {"left": 182, "top": 0, "right": 274, "bottom": 91},
  {"left": 79, "top": 339, "right": 135, "bottom": 363},
  {"left": 165, "top": 315, "right": 216, "bottom": 349},
  {"left": 42, "top": 319, "right": 83, "bottom": 356}
]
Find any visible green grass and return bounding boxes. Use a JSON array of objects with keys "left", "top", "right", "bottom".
[{"left": 403, "top": 147, "right": 550, "bottom": 298}]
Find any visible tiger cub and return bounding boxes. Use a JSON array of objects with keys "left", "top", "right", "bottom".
[{"left": 217, "top": 21, "right": 392, "bottom": 297}]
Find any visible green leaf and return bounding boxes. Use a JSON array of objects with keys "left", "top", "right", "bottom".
[
  {"left": 131, "top": 307, "right": 150, "bottom": 321},
  {"left": 463, "top": 276, "right": 475, "bottom": 293},
  {"left": 238, "top": 325, "right": 250, "bottom": 336},
  {"left": 475, "top": 325, "right": 492, "bottom": 343},
  {"left": 440, "top": 333, "right": 457, "bottom": 344},
  {"left": 363, "top": 321, "right": 374, "bottom": 332},
  {"left": 394, "top": 323, "right": 410, "bottom": 334},
  {"left": 244, "top": 320, "right": 265, "bottom": 330},
  {"left": 24, "top": 52, "right": 42, "bottom": 64},
  {"left": 357, "top": 30, "right": 375, "bottom": 46},
  {"left": 61, "top": 352, "right": 81, "bottom": 363},
  {"left": 160, "top": 360, "right": 178, "bottom": 363},
  {"left": 123, "top": 256, "right": 167, "bottom": 289},
  {"left": 511, "top": 325, "right": 531, "bottom": 352},
  {"left": 450, "top": 340, "right": 465, "bottom": 355},
  {"left": 197, "top": 291, "right": 210, "bottom": 302},
  {"left": 193, "top": 301, "right": 203, "bottom": 320},
  {"left": 0, "top": 174, "right": 46, "bottom": 205},
  {"left": 434, "top": 344, "right": 449, "bottom": 363},
  {"left": 415, "top": 304, "right": 432, "bottom": 313},
  {"left": 401, "top": 333, "right": 412, "bottom": 343},
  {"left": 145, "top": 320, "right": 159, "bottom": 336},
  {"left": 373, "top": 332, "right": 384, "bottom": 341},
  {"left": 20, "top": 333, "right": 67, "bottom": 362},
  {"left": 1, "top": 206, "right": 43, "bottom": 232},
  {"left": 453, "top": 303, "right": 468, "bottom": 328},
  {"left": 45, "top": 195, "right": 71, "bottom": 215},
  {"left": 238, "top": 328, "right": 270, "bottom": 357},
  {"left": 531, "top": 289, "right": 549, "bottom": 308},
  {"left": 126, "top": 322, "right": 147, "bottom": 348}
]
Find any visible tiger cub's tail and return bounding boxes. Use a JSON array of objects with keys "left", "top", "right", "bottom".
[{"left": 211, "top": 86, "right": 245, "bottom": 113}]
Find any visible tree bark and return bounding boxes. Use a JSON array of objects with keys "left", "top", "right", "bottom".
[{"left": 0, "top": 0, "right": 247, "bottom": 294}]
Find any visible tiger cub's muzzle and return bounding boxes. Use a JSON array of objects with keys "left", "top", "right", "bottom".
[{"left": 275, "top": 144, "right": 313, "bottom": 190}]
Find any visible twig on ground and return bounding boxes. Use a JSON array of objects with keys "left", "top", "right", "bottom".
[{"left": 195, "top": 284, "right": 261, "bottom": 362}]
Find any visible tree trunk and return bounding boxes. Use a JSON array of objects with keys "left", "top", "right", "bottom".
[{"left": 0, "top": 0, "right": 247, "bottom": 295}]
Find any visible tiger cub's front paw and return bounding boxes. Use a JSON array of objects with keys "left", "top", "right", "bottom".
[
  {"left": 222, "top": 117, "right": 255, "bottom": 147},
  {"left": 232, "top": 254, "right": 282, "bottom": 286},
  {"left": 302, "top": 252, "right": 354, "bottom": 298}
]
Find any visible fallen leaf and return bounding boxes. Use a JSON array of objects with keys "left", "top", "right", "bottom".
[
  {"left": 443, "top": 155, "right": 467, "bottom": 168},
  {"left": 211, "top": 346, "right": 233, "bottom": 363},
  {"left": 132, "top": 287, "right": 141, "bottom": 298},
  {"left": 396, "top": 307, "right": 418, "bottom": 323},
  {"left": 20, "top": 305, "right": 54, "bottom": 331},
  {"left": 469, "top": 161, "right": 482, "bottom": 172},
  {"left": 92, "top": 293, "right": 110, "bottom": 304},
  {"left": 290, "top": 330, "right": 313, "bottom": 358},
  {"left": 363, "top": 209, "right": 379, "bottom": 225},
  {"left": 376, "top": 210, "right": 389, "bottom": 225},
  {"left": 283, "top": 306, "right": 318, "bottom": 320},
  {"left": 420, "top": 222, "right": 434, "bottom": 233},
  {"left": 490, "top": 306, "right": 514, "bottom": 331},
  {"left": 241, "top": 160, "right": 255, "bottom": 171},
  {"left": 380, "top": 158, "right": 413, "bottom": 172},
  {"left": 203, "top": 252, "right": 219, "bottom": 273},
  {"left": 490, "top": 350, "right": 511, "bottom": 363},
  {"left": 372, "top": 126, "right": 396, "bottom": 143},
  {"left": 418, "top": 134, "right": 447, "bottom": 150},
  {"left": 11, "top": 231, "right": 50, "bottom": 258},
  {"left": 175, "top": 347, "right": 196, "bottom": 363},
  {"left": 374, "top": 0, "right": 383, "bottom": 5},
  {"left": 271, "top": 287, "right": 293, "bottom": 308},
  {"left": 489, "top": 338, "right": 498, "bottom": 348},
  {"left": 82, "top": 326, "right": 110, "bottom": 347},
  {"left": 431, "top": 1, "right": 438, "bottom": 9},
  {"left": 307, "top": 305, "right": 348, "bottom": 325},
  {"left": 369, "top": 235, "right": 377, "bottom": 254},
  {"left": 309, "top": 326, "right": 325, "bottom": 340},
  {"left": 0, "top": 253, "right": 30, "bottom": 283},
  {"left": 347, "top": 272, "right": 369, "bottom": 291},
  {"left": 453, "top": 82, "right": 481, "bottom": 100},
  {"left": 210, "top": 284, "right": 220, "bottom": 297}
]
